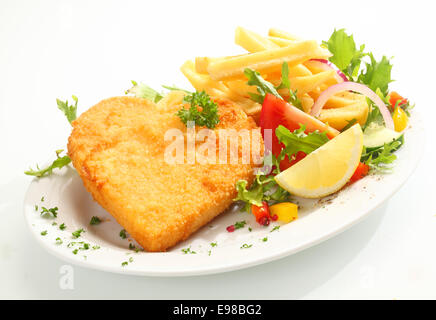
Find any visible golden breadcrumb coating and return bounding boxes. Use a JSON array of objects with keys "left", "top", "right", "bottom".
[{"left": 68, "top": 92, "right": 262, "bottom": 252}]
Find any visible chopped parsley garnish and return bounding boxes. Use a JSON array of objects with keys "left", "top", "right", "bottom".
[
  {"left": 56, "top": 95, "right": 78, "bottom": 124},
  {"left": 240, "top": 243, "right": 252, "bottom": 249},
  {"left": 248, "top": 227, "right": 252, "bottom": 232},
  {"left": 128, "top": 243, "right": 140, "bottom": 252},
  {"left": 72, "top": 249, "right": 78, "bottom": 255},
  {"left": 40, "top": 230, "right": 47, "bottom": 236},
  {"left": 270, "top": 226, "right": 280, "bottom": 232},
  {"left": 25, "top": 150, "right": 71, "bottom": 178},
  {"left": 121, "top": 261, "right": 128, "bottom": 267},
  {"left": 52, "top": 222, "right": 57, "bottom": 226},
  {"left": 34, "top": 205, "right": 38, "bottom": 211},
  {"left": 92, "top": 245, "right": 100, "bottom": 250},
  {"left": 59, "top": 223, "right": 66, "bottom": 230},
  {"left": 234, "top": 221, "right": 247, "bottom": 230},
  {"left": 176, "top": 91, "right": 220, "bottom": 129},
  {"left": 210, "top": 242, "right": 218, "bottom": 247},
  {"left": 89, "top": 216, "right": 102, "bottom": 225},
  {"left": 55, "top": 237, "right": 63, "bottom": 245},
  {"left": 72, "top": 228, "right": 85, "bottom": 239},
  {"left": 261, "top": 237, "right": 268, "bottom": 242},
  {"left": 181, "top": 247, "right": 196, "bottom": 254},
  {"left": 41, "top": 196, "right": 45, "bottom": 202},
  {"left": 40, "top": 206, "right": 58, "bottom": 218},
  {"left": 129, "top": 257, "right": 134, "bottom": 263},
  {"left": 119, "top": 229, "right": 127, "bottom": 239}
]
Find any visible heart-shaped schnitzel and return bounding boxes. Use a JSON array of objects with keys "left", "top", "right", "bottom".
[{"left": 68, "top": 91, "right": 262, "bottom": 251}]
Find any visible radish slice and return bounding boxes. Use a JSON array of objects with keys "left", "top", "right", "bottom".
[
  {"left": 310, "top": 82, "right": 395, "bottom": 130},
  {"left": 310, "top": 59, "right": 348, "bottom": 82}
]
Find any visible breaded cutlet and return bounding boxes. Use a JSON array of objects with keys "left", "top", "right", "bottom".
[{"left": 67, "top": 91, "right": 262, "bottom": 252}]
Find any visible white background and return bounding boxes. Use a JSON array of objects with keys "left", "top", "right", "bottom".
[{"left": 1, "top": 0, "right": 436, "bottom": 299}]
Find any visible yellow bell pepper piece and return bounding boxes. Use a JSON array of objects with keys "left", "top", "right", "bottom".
[
  {"left": 393, "top": 106, "right": 409, "bottom": 132},
  {"left": 269, "top": 202, "right": 298, "bottom": 223}
]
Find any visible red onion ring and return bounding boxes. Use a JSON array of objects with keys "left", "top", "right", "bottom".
[
  {"left": 310, "top": 59, "right": 348, "bottom": 82},
  {"left": 310, "top": 82, "right": 395, "bottom": 130}
]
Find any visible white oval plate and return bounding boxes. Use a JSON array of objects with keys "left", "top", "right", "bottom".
[{"left": 24, "top": 112, "right": 425, "bottom": 276}]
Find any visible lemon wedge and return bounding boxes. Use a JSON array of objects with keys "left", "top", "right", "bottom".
[{"left": 274, "top": 124, "right": 363, "bottom": 198}]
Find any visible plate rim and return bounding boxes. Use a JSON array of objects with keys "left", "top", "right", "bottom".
[{"left": 23, "top": 111, "right": 426, "bottom": 277}]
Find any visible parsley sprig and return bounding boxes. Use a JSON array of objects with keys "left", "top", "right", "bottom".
[{"left": 176, "top": 91, "right": 220, "bottom": 129}]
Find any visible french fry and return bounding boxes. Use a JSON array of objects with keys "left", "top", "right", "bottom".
[
  {"left": 224, "top": 79, "right": 258, "bottom": 97},
  {"left": 235, "top": 26, "right": 278, "bottom": 53},
  {"left": 267, "top": 36, "right": 295, "bottom": 47},
  {"left": 309, "top": 87, "right": 366, "bottom": 109},
  {"left": 268, "top": 28, "right": 301, "bottom": 41},
  {"left": 207, "top": 40, "right": 331, "bottom": 81},
  {"left": 318, "top": 101, "right": 369, "bottom": 130},
  {"left": 181, "top": 60, "right": 261, "bottom": 116},
  {"left": 288, "top": 70, "right": 336, "bottom": 95},
  {"left": 195, "top": 55, "right": 244, "bottom": 74},
  {"left": 301, "top": 94, "right": 314, "bottom": 113},
  {"left": 195, "top": 57, "right": 218, "bottom": 74},
  {"left": 181, "top": 60, "right": 228, "bottom": 97}
]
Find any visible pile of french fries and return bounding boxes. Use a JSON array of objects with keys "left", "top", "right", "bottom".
[{"left": 180, "top": 27, "right": 368, "bottom": 130}]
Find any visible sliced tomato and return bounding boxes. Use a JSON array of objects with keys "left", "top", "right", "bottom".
[
  {"left": 349, "top": 162, "right": 369, "bottom": 183},
  {"left": 260, "top": 93, "right": 339, "bottom": 169}
]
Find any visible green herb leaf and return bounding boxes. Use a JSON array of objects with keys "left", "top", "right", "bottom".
[
  {"left": 89, "top": 216, "right": 102, "bottom": 225},
  {"left": 72, "top": 228, "right": 85, "bottom": 239},
  {"left": 323, "top": 29, "right": 366, "bottom": 79},
  {"left": 176, "top": 91, "right": 220, "bottom": 129},
  {"left": 244, "top": 68, "right": 281, "bottom": 103},
  {"left": 181, "top": 247, "right": 196, "bottom": 254},
  {"left": 40, "top": 230, "right": 47, "bottom": 236},
  {"left": 275, "top": 124, "right": 329, "bottom": 158},
  {"left": 361, "top": 135, "right": 404, "bottom": 171},
  {"left": 240, "top": 243, "right": 252, "bottom": 249},
  {"left": 234, "top": 221, "right": 247, "bottom": 230},
  {"left": 119, "top": 229, "right": 127, "bottom": 239},
  {"left": 341, "top": 119, "right": 357, "bottom": 132},
  {"left": 25, "top": 150, "right": 71, "bottom": 178},
  {"left": 358, "top": 53, "right": 393, "bottom": 97},
  {"left": 162, "top": 85, "right": 192, "bottom": 94},
  {"left": 40, "top": 206, "right": 58, "bottom": 218},
  {"left": 59, "top": 223, "right": 66, "bottom": 230},
  {"left": 57, "top": 95, "right": 78, "bottom": 124},
  {"left": 126, "top": 81, "right": 163, "bottom": 103},
  {"left": 270, "top": 226, "right": 280, "bottom": 232},
  {"left": 275, "top": 62, "right": 303, "bottom": 110}
]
